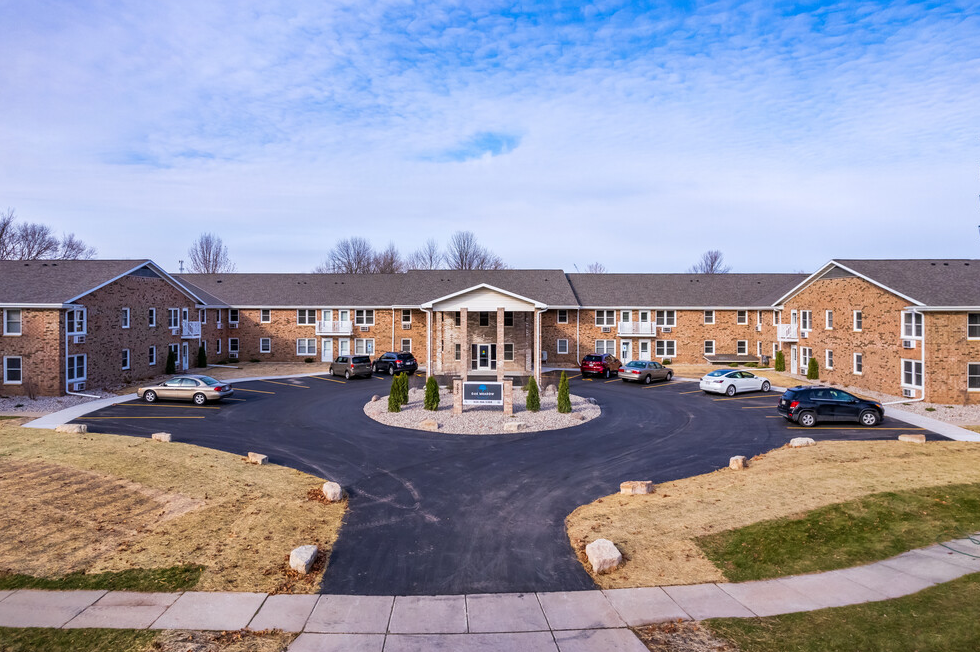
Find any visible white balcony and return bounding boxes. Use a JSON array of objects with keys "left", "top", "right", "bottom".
[
  {"left": 181, "top": 320, "right": 201, "bottom": 339},
  {"left": 777, "top": 324, "right": 798, "bottom": 342},
  {"left": 316, "top": 320, "right": 353, "bottom": 336},
  {"left": 617, "top": 322, "right": 657, "bottom": 336}
]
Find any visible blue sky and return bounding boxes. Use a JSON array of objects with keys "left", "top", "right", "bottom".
[{"left": 1, "top": 0, "right": 978, "bottom": 272}]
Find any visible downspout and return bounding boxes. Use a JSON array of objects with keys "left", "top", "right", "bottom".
[
  {"left": 391, "top": 308, "right": 395, "bottom": 352},
  {"left": 576, "top": 309, "right": 580, "bottom": 363},
  {"left": 883, "top": 308, "right": 926, "bottom": 405},
  {"left": 422, "top": 307, "right": 431, "bottom": 377},
  {"left": 64, "top": 308, "right": 100, "bottom": 399}
]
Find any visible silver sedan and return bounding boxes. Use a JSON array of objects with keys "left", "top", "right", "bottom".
[
  {"left": 700, "top": 369, "right": 771, "bottom": 396},
  {"left": 138, "top": 374, "right": 234, "bottom": 405},
  {"left": 620, "top": 360, "right": 673, "bottom": 384}
]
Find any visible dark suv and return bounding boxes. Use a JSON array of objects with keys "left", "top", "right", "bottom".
[
  {"left": 777, "top": 386, "right": 884, "bottom": 427},
  {"left": 373, "top": 352, "right": 418, "bottom": 376},
  {"left": 580, "top": 353, "right": 621, "bottom": 379}
]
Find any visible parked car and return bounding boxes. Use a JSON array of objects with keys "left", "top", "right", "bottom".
[
  {"left": 620, "top": 360, "right": 673, "bottom": 384},
  {"left": 777, "top": 386, "right": 884, "bottom": 427},
  {"left": 700, "top": 369, "right": 771, "bottom": 396},
  {"left": 329, "top": 355, "right": 374, "bottom": 379},
  {"left": 138, "top": 375, "right": 234, "bottom": 405},
  {"left": 580, "top": 353, "right": 621, "bottom": 378},
  {"left": 373, "top": 352, "right": 418, "bottom": 376}
]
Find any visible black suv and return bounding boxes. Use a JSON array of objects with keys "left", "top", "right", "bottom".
[
  {"left": 777, "top": 386, "right": 884, "bottom": 427},
  {"left": 373, "top": 352, "right": 418, "bottom": 376}
]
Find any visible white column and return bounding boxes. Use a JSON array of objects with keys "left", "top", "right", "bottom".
[
  {"left": 534, "top": 309, "right": 542, "bottom": 384},
  {"left": 426, "top": 309, "right": 432, "bottom": 378}
]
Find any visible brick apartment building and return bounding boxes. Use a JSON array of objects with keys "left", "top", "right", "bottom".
[{"left": 3, "top": 258, "right": 979, "bottom": 405}]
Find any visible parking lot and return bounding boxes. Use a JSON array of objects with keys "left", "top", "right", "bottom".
[{"left": 73, "top": 371, "right": 943, "bottom": 596}]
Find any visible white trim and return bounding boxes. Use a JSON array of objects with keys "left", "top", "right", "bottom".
[
  {"left": 773, "top": 260, "right": 925, "bottom": 307},
  {"left": 67, "top": 353, "right": 87, "bottom": 383},
  {"left": 967, "top": 313, "right": 980, "bottom": 340},
  {"left": 354, "top": 309, "right": 375, "bottom": 326},
  {"left": 354, "top": 338, "right": 375, "bottom": 355},
  {"left": 260, "top": 309, "right": 271, "bottom": 323},
  {"left": 704, "top": 340, "right": 715, "bottom": 355},
  {"left": 64, "top": 260, "right": 210, "bottom": 305},
  {"left": 557, "top": 309, "right": 568, "bottom": 324},
  {"left": 296, "top": 338, "right": 317, "bottom": 356},
  {"left": 0, "top": 303, "right": 64, "bottom": 308},
  {"left": 149, "top": 346, "right": 157, "bottom": 366},
  {"left": 968, "top": 362, "right": 980, "bottom": 392},
  {"left": 297, "top": 309, "right": 317, "bottom": 325},
  {"left": 594, "top": 310, "right": 616, "bottom": 327},
  {"left": 853, "top": 310, "right": 862, "bottom": 332},
  {"left": 825, "top": 310, "right": 833, "bottom": 330},
  {"left": 736, "top": 310, "right": 747, "bottom": 325},
  {"left": 121, "top": 307, "right": 130, "bottom": 329},
  {"left": 122, "top": 348, "right": 130, "bottom": 370},
  {"left": 3, "top": 356, "right": 23, "bottom": 384},
  {"left": 3, "top": 309, "right": 23, "bottom": 336},
  {"left": 420, "top": 283, "right": 547, "bottom": 310},
  {"left": 148, "top": 307, "right": 157, "bottom": 327},
  {"left": 400, "top": 338, "right": 412, "bottom": 353},
  {"left": 901, "top": 358, "right": 924, "bottom": 389},
  {"left": 656, "top": 310, "right": 676, "bottom": 327},
  {"left": 655, "top": 340, "right": 676, "bottom": 358},
  {"left": 825, "top": 349, "right": 833, "bottom": 370},
  {"left": 736, "top": 340, "right": 747, "bottom": 355},
  {"left": 853, "top": 351, "right": 863, "bottom": 375},
  {"left": 703, "top": 310, "right": 715, "bottom": 325},
  {"left": 557, "top": 338, "right": 569, "bottom": 355},
  {"left": 260, "top": 337, "right": 272, "bottom": 353},
  {"left": 901, "top": 310, "right": 924, "bottom": 340}
]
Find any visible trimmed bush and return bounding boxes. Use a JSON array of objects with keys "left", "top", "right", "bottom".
[
  {"left": 399, "top": 373, "right": 410, "bottom": 406},
  {"left": 304, "top": 357, "right": 314, "bottom": 363},
  {"left": 661, "top": 358, "right": 672, "bottom": 365},
  {"left": 387, "top": 387, "right": 401, "bottom": 412},
  {"left": 526, "top": 375, "right": 540, "bottom": 412},
  {"left": 557, "top": 371, "right": 571, "bottom": 413},
  {"left": 165, "top": 349, "right": 176, "bottom": 375},
  {"left": 424, "top": 376, "right": 440, "bottom": 411},
  {"left": 774, "top": 350, "right": 785, "bottom": 372},
  {"left": 197, "top": 345, "right": 207, "bottom": 368},
  {"left": 807, "top": 356, "right": 819, "bottom": 380}
]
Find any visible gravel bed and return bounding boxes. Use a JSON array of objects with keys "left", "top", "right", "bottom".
[
  {"left": 364, "top": 387, "right": 600, "bottom": 435},
  {"left": 0, "top": 390, "right": 118, "bottom": 416}
]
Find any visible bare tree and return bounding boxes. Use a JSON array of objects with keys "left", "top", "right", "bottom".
[
  {"left": 58, "top": 233, "right": 97, "bottom": 260},
  {"left": 688, "top": 250, "right": 731, "bottom": 274},
  {"left": 372, "top": 242, "right": 404, "bottom": 274},
  {"left": 444, "top": 231, "right": 506, "bottom": 270},
  {"left": 188, "top": 233, "right": 236, "bottom": 273},
  {"left": 14, "top": 222, "right": 59, "bottom": 259},
  {"left": 0, "top": 209, "right": 98, "bottom": 260},
  {"left": 0, "top": 208, "right": 16, "bottom": 259},
  {"left": 406, "top": 239, "right": 443, "bottom": 270},
  {"left": 584, "top": 262, "right": 607, "bottom": 273},
  {"left": 315, "top": 237, "right": 375, "bottom": 274}
]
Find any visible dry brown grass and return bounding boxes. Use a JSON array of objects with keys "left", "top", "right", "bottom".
[
  {"left": 0, "top": 419, "right": 345, "bottom": 593},
  {"left": 153, "top": 629, "right": 296, "bottom": 652},
  {"left": 566, "top": 440, "right": 980, "bottom": 589},
  {"left": 634, "top": 621, "right": 738, "bottom": 652}
]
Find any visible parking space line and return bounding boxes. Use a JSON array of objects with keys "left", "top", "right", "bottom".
[
  {"left": 77, "top": 416, "right": 206, "bottom": 420},
  {"left": 373, "top": 375, "right": 387, "bottom": 381},
  {"left": 233, "top": 388, "right": 276, "bottom": 394},
  {"left": 786, "top": 426, "right": 927, "bottom": 431},
  {"left": 262, "top": 380, "right": 310, "bottom": 389},
  {"left": 678, "top": 389, "right": 703, "bottom": 394},
  {"left": 642, "top": 383, "right": 677, "bottom": 389},
  {"left": 567, "top": 374, "right": 581, "bottom": 380},
  {"left": 712, "top": 395, "right": 776, "bottom": 402},
  {"left": 112, "top": 403, "right": 220, "bottom": 410},
  {"left": 604, "top": 378, "right": 620, "bottom": 383},
  {"left": 224, "top": 398, "right": 247, "bottom": 402},
  {"left": 741, "top": 405, "right": 780, "bottom": 409},
  {"left": 765, "top": 415, "right": 782, "bottom": 418},
  {"left": 309, "top": 376, "right": 347, "bottom": 384}
]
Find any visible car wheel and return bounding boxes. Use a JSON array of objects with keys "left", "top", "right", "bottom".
[
  {"left": 726, "top": 384, "right": 736, "bottom": 396},
  {"left": 388, "top": 366, "right": 394, "bottom": 376},
  {"left": 604, "top": 369, "right": 610, "bottom": 379},
  {"left": 345, "top": 370, "right": 351, "bottom": 380},
  {"left": 193, "top": 393, "right": 206, "bottom": 406},
  {"left": 860, "top": 410, "right": 880, "bottom": 427},
  {"left": 143, "top": 390, "right": 157, "bottom": 403},
  {"left": 644, "top": 374, "right": 652, "bottom": 385},
  {"left": 761, "top": 380, "right": 771, "bottom": 392},
  {"left": 798, "top": 410, "right": 817, "bottom": 427},
  {"left": 665, "top": 372, "right": 673, "bottom": 382}
]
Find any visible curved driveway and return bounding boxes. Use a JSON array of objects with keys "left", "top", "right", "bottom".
[{"left": 73, "top": 374, "right": 940, "bottom": 596}]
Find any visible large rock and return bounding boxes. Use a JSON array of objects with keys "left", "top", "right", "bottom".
[
  {"left": 503, "top": 421, "right": 525, "bottom": 433},
  {"left": 620, "top": 481, "right": 655, "bottom": 495},
  {"left": 898, "top": 434, "right": 927, "bottom": 443},
  {"left": 419, "top": 419, "right": 439, "bottom": 431},
  {"left": 586, "top": 397, "right": 598, "bottom": 405},
  {"left": 151, "top": 432, "right": 172, "bottom": 443},
  {"left": 371, "top": 395, "right": 380, "bottom": 402},
  {"left": 585, "top": 539, "right": 622, "bottom": 574},
  {"left": 55, "top": 424, "right": 87, "bottom": 434},
  {"left": 544, "top": 384, "right": 557, "bottom": 396},
  {"left": 789, "top": 437, "right": 816, "bottom": 448},
  {"left": 247, "top": 452, "right": 268, "bottom": 465},
  {"left": 322, "top": 481, "right": 343, "bottom": 502},
  {"left": 289, "top": 545, "right": 318, "bottom": 574}
]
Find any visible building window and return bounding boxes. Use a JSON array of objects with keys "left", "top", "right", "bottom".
[
  {"left": 853, "top": 310, "right": 863, "bottom": 331},
  {"left": 557, "top": 339, "right": 569, "bottom": 355},
  {"left": 122, "top": 349, "right": 130, "bottom": 370},
  {"left": 3, "top": 309, "right": 22, "bottom": 335},
  {"left": 478, "top": 312, "right": 490, "bottom": 326},
  {"left": 801, "top": 347, "right": 812, "bottom": 370},
  {"left": 656, "top": 340, "right": 676, "bottom": 358},
  {"left": 826, "top": 349, "right": 834, "bottom": 370},
  {"left": 229, "top": 338, "right": 239, "bottom": 357},
  {"left": 297, "top": 309, "right": 316, "bottom": 325},
  {"left": 121, "top": 308, "right": 130, "bottom": 329},
  {"left": 704, "top": 340, "right": 715, "bottom": 355},
  {"left": 656, "top": 310, "right": 676, "bottom": 327},
  {"left": 67, "top": 308, "right": 87, "bottom": 335},
  {"left": 167, "top": 308, "right": 179, "bottom": 329},
  {"left": 969, "top": 363, "right": 980, "bottom": 391},
  {"left": 595, "top": 339, "right": 615, "bottom": 354},
  {"left": 402, "top": 309, "right": 412, "bottom": 325},
  {"left": 454, "top": 312, "right": 461, "bottom": 326},
  {"left": 595, "top": 310, "right": 616, "bottom": 327},
  {"left": 825, "top": 310, "right": 834, "bottom": 329},
  {"left": 199, "top": 309, "right": 207, "bottom": 324},
  {"left": 902, "top": 359, "right": 923, "bottom": 388},
  {"left": 557, "top": 310, "right": 568, "bottom": 324},
  {"left": 853, "top": 352, "right": 863, "bottom": 375},
  {"left": 148, "top": 308, "right": 156, "bottom": 327},
  {"left": 216, "top": 339, "right": 221, "bottom": 355},
  {"left": 297, "top": 338, "right": 316, "bottom": 355},
  {"left": 149, "top": 346, "right": 156, "bottom": 366},
  {"left": 261, "top": 309, "right": 271, "bottom": 323},
  {"left": 902, "top": 311, "right": 923, "bottom": 339},
  {"left": 504, "top": 312, "right": 513, "bottom": 327},
  {"left": 504, "top": 343, "right": 515, "bottom": 361},
  {"left": 703, "top": 310, "right": 715, "bottom": 325},
  {"left": 228, "top": 309, "right": 239, "bottom": 324},
  {"left": 401, "top": 338, "right": 412, "bottom": 353},
  {"left": 260, "top": 338, "right": 271, "bottom": 353},
  {"left": 354, "top": 310, "right": 374, "bottom": 326},
  {"left": 736, "top": 310, "right": 747, "bottom": 325},
  {"left": 800, "top": 310, "right": 812, "bottom": 331},
  {"left": 354, "top": 338, "right": 374, "bottom": 355},
  {"left": 968, "top": 314, "right": 980, "bottom": 339},
  {"left": 737, "top": 340, "right": 747, "bottom": 355},
  {"left": 454, "top": 343, "right": 461, "bottom": 360},
  {"left": 67, "top": 354, "right": 86, "bottom": 382},
  {"left": 3, "top": 356, "right": 22, "bottom": 384},
  {"left": 169, "top": 343, "right": 180, "bottom": 363},
  {"left": 620, "top": 310, "right": 631, "bottom": 324}
]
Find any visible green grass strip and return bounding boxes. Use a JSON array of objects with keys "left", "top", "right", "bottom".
[
  {"left": 0, "top": 627, "right": 155, "bottom": 652},
  {"left": 697, "top": 482, "right": 980, "bottom": 582},
  {"left": 0, "top": 565, "right": 203, "bottom": 592},
  {"left": 708, "top": 573, "right": 980, "bottom": 652}
]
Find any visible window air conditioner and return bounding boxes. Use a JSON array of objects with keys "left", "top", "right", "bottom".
[
  {"left": 229, "top": 351, "right": 238, "bottom": 358},
  {"left": 541, "top": 351, "right": 548, "bottom": 361},
  {"left": 360, "top": 326, "right": 370, "bottom": 332},
  {"left": 902, "top": 340, "right": 915, "bottom": 349},
  {"left": 73, "top": 335, "right": 86, "bottom": 344},
  {"left": 601, "top": 326, "right": 612, "bottom": 333},
  {"left": 230, "top": 322, "right": 239, "bottom": 329},
  {"left": 170, "top": 328, "right": 179, "bottom": 336},
  {"left": 801, "top": 331, "right": 809, "bottom": 338},
  {"left": 217, "top": 322, "right": 223, "bottom": 329},
  {"left": 72, "top": 382, "right": 85, "bottom": 391},
  {"left": 902, "top": 388, "right": 914, "bottom": 398},
  {"left": 402, "top": 322, "right": 411, "bottom": 329},
  {"left": 756, "top": 324, "right": 762, "bottom": 332},
  {"left": 661, "top": 327, "right": 672, "bottom": 333}
]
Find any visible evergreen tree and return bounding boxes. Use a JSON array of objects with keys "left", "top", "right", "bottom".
[
  {"left": 398, "top": 373, "right": 409, "bottom": 405},
  {"left": 424, "top": 375, "right": 440, "bottom": 411},
  {"left": 165, "top": 349, "right": 176, "bottom": 374},
  {"left": 807, "top": 356, "right": 819, "bottom": 380},
  {"left": 774, "top": 350, "right": 785, "bottom": 372},
  {"left": 387, "top": 386, "right": 401, "bottom": 412},
  {"left": 197, "top": 345, "right": 207, "bottom": 368},
  {"left": 557, "top": 371, "right": 571, "bottom": 413},
  {"left": 526, "top": 375, "right": 540, "bottom": 412}
]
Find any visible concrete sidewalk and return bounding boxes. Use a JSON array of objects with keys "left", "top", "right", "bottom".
[{"left": 1, "top": 537, "right": 977, "bottom": 651}]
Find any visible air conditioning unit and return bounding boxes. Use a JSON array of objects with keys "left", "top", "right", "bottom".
[
  {"left": 902, "top": 340, "right": 915, "bottom": 349},
  {"left": 601, "top": 326, "right": 611, "bottom": 333},
  {"left": 801, "top": 331, "right": 809, "bottom": 338},
  {"left": 541, "top": 350, "right": 548, "bottom": 361},
  {"left": 230, "top": 322, "right": 239, "bottom": 329},
  {"left": 229, "top": 351, "right": 239, "bottom": 359},
  {"left": 217, "top": 322, "right": 223, "bottom": 329},
  {"left": 360, "top": 326, "right": 370, "bottom": 332},
  {"left": 902, "top": 388, "right": 914, "bottom": 398},
  {"left": 756, "top": 324, "right": 762, "bottom": 332},
  {"left": 170, "top": 328, "right": 179, "bottom": 336},
  {"left": 73, "top": 335, "right": 86, "bottom": 344},
  {"left": 661, "top": 327, "right": 672, "bottom": 333},
  {"left": 71, "top": 382, "right": 85, "bottom": 391},
  {"left": 402, "top": 322, "right": 411, "bottom": 329}
]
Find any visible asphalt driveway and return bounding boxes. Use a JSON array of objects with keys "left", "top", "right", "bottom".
[{"left": 72, "top": 373, "right": 943, "bottom": 596}]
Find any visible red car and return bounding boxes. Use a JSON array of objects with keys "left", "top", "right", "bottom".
[{"left": 580, "top": 353, "right": 622, "bottom": 378}]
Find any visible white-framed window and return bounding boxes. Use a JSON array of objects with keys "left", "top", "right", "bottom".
[
  {"left": 756, "top": 310, "right": 762, "bottom": 326},
  {"left": 853, "top": 352, "right": 863, "bottom": 375},
  {"left": 228, "top": 338, "right": 239, "bottom": 357},
  {"left": 67, "top": 308, "right": 87, "bottom": 335},
  {"left": 557, "top": 310, "right": 568, "bottom": 324},
  {"left": 149, "top": 346, "right": 156, "bottom": 366},
  {"left": 260, "top": 309, "right": 271, "bottom": 323},
  {"left": 355, "top": 309, "right": 374, "bottom": 326},
  {"left": 773, "top": 342, "right": 779, "bottom": 358},
  {"left": 756, "top": 341, "right": 762, "bottom": 356},
  {"left": 3, "top": 356, "right": 22, "bottom": 384},
  {"left": 902, "top": 311, "right": 923, "bottom": 339},
  {"left": 620, "top": 310, "right": 631, "bottom": 324},
  {"left": 228, "top": 309, "right": 239, "bottom": 324},
  {"left": 122, "top": 348, "right": 130, "bottom": 370},
  {"left": 3, "top": 309, "right": 22, "bottom": 335},
  {"left": 902, "top": 359, "right": 923, "bottom": 388},
  {"left": 853, "top": 310, "right": 863, "bottom": 331},
  {"left": 454, "top": 311, "right": 461, "bottom": 326},
  {"left": 801, "top": 347, "right": 812, "bottom": 370},
  {"left": 148, "top": 308, "right": 157, "bottom": 327},
  {"left": 67, "top": 354, "right": 86, "bottom": 382},
  {"left": 704, "top": 340, "right": 715, "bottom": 355},
  {"left": 968, "top": 314, "right": 980, "bottom": 339},
  {"left": 595, "top": 310, "right": 615, "bottom": 326},
  {"left": 454, "top": 343, "right": 461, "bottom": 360},
  {"left": 167, "top": 308, "right": 179, "bottom": 329},
  {"left": 504, "top": 343, "right": 515, "bottom": 361},
  {"left": 800, "top": 310, "right": 812, "bottom": 331},
  {"left": 121, "top": 308, "right": 130, "bottom": 329},
  {"left": 595, "top": 339, "right": 615, "bottom": 354},
  {"left": 169, "top": 343, "right": 180, "bottom": 363},
  {"left": 400, "top": 338, "right": 412, "bottom": 353},
  {"left": 354, "top": 338, "right": 374, "bottom": 355},
  {"left": 504, "top": 311, "right": 514, "bottom": 327},
  {"left": 557, "top": 339, "right": 569, "bottom": 355},
  {"left": 773, "top": 310, "right": 779, "bottom": 326},
  {"left": 338, "top": 339, "right": 350, "bottom": 355},
  {"left": 656, "top": 310, "right": 676, "bottom": 327},
  {"left": 969, "top": 363, "right": 980, "bottom": 391},
  {"left": 199, "top": 308, "right": 206, "bottom": 324},
  {"left": 479, "top": 312, "right": 490, "bottom": 326},
  {"left": 402, "top": 309, "right": 412, "bottom": 325},
  {"left": 260, "top": 338, "right": 271, "bottom": 353},
  {"left": 703, "top": 310, "right": 715, "bottom": 325},
  {"left": 297, "top": 338, "right": 316, "bottom": 355},
  {"left": 825, "top": 349, "right": 834, "bottom": 370},
  {"left": 737, "top": 340, "right": 747, "bottom": 355},
  {"left": 736, "top": 310, "right": 747, "bottom": 325},
  {"left": 297, "top": 309, "right": 316, "bottom": 325},
  {"left": 825, "top": 310, "right": 833, "bottom": 329},
  {"left": 655, "top": 340, "right": 676, "bottom": 358},
  {"left": 216, "top": 339, "right": 222, "bottom": 355}
]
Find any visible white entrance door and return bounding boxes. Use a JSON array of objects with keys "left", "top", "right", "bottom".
[
  {"left": 791, "top": 345, "right": 798, "bottom": 374},
  {"left": 338, "top": 339, "right": 350, "bottom": 356},
  {"left": 321, "top": 339, "right": 333, "bottom": 363},
  {"left": 620, "top": 340, "right": 632, "bottom": 363},
  {"left": 639, "top": 340, "right": 651, "bottom": 361},
  {"left": 181, "top": 342, "right": 189, "bottom": 371}
]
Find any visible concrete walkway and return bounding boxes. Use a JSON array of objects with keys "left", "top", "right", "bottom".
[{"left": 2, "top": 537, "right": 977, "bottom": 651}]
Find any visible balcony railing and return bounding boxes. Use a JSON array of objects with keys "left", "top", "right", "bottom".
[
  {"left": 316, "top": 320, "right": 353, "bottom": 336},
  {"left": 777, "top": 324, "right": 798, "bottom": 342},
  {"left": 617, "top": 322, "right": 657, "bottom": 336},
  {"left": 181, "top": 321, "right": 201, "bottom": 338}
]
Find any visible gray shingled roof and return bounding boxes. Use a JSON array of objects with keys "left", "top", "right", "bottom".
[
  {"left": 566, "top": 273, "right": 808, "bottom": 307},
  {"left": 0, "top": 259, "right": 154, "bottom": 304},
  {"left": 834, "top": 259, "right": 980, "bottom": 306},
  {"left": 407, "top": 270, "right": 578, "bottom": 306}
]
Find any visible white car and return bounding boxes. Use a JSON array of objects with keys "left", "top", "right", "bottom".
[{"left": 700, "top": 369, "right": 771, "bottom": 396}]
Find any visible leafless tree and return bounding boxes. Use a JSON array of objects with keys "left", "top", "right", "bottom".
[
  {"left": 444, "top": 231, "right": 507, "bottom": 270},
  {"left": 688, "top": 250, "right": 732, "bottom": 274},
  {"left": 14, "top": 222, "right": 60, "bottom": 259},
  {"left": 0, "top": 209, "right": 98, "bottom": 260},
  {"left": 58, "top": 233, "right": 97, "bottom": 259},
  {"left": 584, "top": 262, "right": 607, "bottom": 273},
  {"left": 0, "top": 208, "right": 16, "bottom": 259},
  {"left": 372, "top": 242, "right": 404, "bottom": 274},
  {"left": 315, "top": 237, "right": 375, "bottom": 274},
  {"left": 406, "top": 239, "right": 443, "bottom": 270},
  {"left": 188, "top": 232, "right": 236, "bottom": 273}
]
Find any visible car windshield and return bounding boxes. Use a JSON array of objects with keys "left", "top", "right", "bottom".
[
  {"left": 397, "top": 354, "right": 414, "bottom": 360},
  {"left": 352, "top": 356, "right": 371, "bottom": 364},
  {"left": 706, "top": 369, "right": 729, "bottom": 377},
  {"left": 583, "top": 355, "right": 602, "bottom": 362},
  {"left": 626, "top": 361, "right": 645, "bottom": 368},
  {"left": 198, "top": 376, "right": 222, "bottom": 386}
]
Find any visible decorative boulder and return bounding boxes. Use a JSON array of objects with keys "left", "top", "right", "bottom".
[
  {"left": 573, "top": 414, "right": 586, "bottom": 421},
  {"left": 247, "top": 452, "right": 268, "bottom": 465},
  {"left": 419, "top": 419, "right": 439, "bottom": 431},
  {"left": 898, "top": 434, "right": 927, "bottom": 443},
  {"left": 371, "top": 395, "right": 381, "bottom": 402},
  {"left": 729, "top": 455, "right": 747, "bottom": 470},
  {"left": 585, "top": 539, "right": 622, "bottom": 574},
  {"left": 55, "top": 424, "right": 87, "bottom": 434},
  {"left": 289, "top": 545, "right": 318, "bottom": 574},
  {"left": 620, "top": 481, "right": 655, "bottom": 495},
  {"left": 503, "top": 421, "right": 525, "bottom": 433},
  {"left": 321, "top": 481, "right": 343, "bottom": 502},
  {"left": 586, "top": 397, "right": 598, "bottom": 405},
  {"left": 544, "top": 384, "right": 557, "bottom": 397},
  {"left": 151, "top": 432, "right": 172, "bottom": 443},
  {"left": 789, "top": 437, "right": 816, "bottom": 448}
]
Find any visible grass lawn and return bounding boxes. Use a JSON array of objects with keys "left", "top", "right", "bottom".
[
  {"left": 0, "top": 565, "right": 202, "bottom": 592},
  {"left": 0, "top": 420, "right": 345, "bottom": 593},
  {"left": 965, "top": 425, "right": 980, "bottom": 434},
  {"left": 697, "top": 482, "right": 980, "bottom": 582},
  {"left": 0, "top": 628, "right": 296, "bottom": 652}
]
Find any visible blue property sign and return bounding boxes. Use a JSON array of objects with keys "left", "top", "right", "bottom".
[{"left": 462, "top": 381, "right": 504, "bottom": 406}]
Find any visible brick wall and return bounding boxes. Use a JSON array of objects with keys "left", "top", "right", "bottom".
[
  {"left": 924, "top": 311, "right": 980, "bottom": 405},
  {"left": 0, "top": 308, "right": 62, "bottom": 396},
  {"left": 434, "top": 310, "right": 534, "bottom": 375}
]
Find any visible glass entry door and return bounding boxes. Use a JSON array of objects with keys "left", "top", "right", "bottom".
[{"left": 471, "top": 343, "right": 497, "bottom": 370}]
